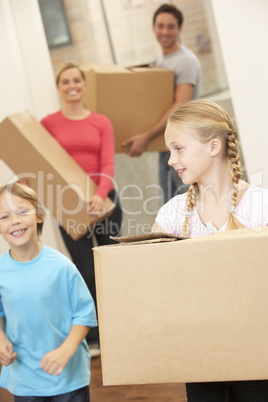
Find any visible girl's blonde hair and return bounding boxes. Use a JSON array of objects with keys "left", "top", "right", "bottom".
[
  {"left": 167, "top": 99, "right": 243, "bottom": 237},
  {"left": 55, "top": 62, "right": 86, "bottom": 85},
  {"left": 0, "top": 183, "right": 46, "bottom": 236}
]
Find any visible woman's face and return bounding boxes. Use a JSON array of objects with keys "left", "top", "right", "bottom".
[{"left": 57, "top": 67, "right": 86, "bottom": 104}]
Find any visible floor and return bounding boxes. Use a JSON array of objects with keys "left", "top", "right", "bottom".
[{"left": 0, "top": 358, "right": 187, "bottom": 401}]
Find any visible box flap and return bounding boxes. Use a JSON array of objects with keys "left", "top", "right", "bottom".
[
  {"left": 130, "top": 67, "right": 173, "bottom": 74},
  {"left": 82, "top": 64, "right": 130, "bottom": 74},
  {"left": 110, "top": 232, "right": 184, "bottom": 243}
]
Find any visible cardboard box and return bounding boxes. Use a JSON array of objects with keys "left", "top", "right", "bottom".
[
  {"left": 82, "top": 64, "right": 174, "bottom": 153},
  {"left": 0, "top": 111, "right": 115, "bottom": 240},
  {"left": 93, "top": 227, "right": 268, "bottom": 385}
]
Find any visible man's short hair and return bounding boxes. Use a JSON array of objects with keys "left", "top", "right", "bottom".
[{"left": 153, "top": 4, "right": 184, "bottom": 28}]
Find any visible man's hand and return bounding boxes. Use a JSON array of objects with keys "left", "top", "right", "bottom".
[{"left": 122, "top": 133, "right": 150, "bottom": 157}]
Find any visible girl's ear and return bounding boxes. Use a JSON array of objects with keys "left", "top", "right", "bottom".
[
  {"left": 36, "top": 215, "right": 43, "bottom": 224},
  {"left": 210, "top": 138, "right": 222, "bottom": 156}
]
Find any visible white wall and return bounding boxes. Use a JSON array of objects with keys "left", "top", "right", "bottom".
[
  {"left": 0, "top": 0, "right": 68, "bottom": 255},
  {"left": 211, "top": 0, "right": 268, "bottom": 188}
]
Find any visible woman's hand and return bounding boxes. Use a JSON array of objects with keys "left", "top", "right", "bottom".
[{"left": 88, "top": 194, "right": 105, "bottom": 215}]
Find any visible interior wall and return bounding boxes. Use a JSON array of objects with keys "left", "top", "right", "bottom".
[
  {"left": 211, "top": 0, "right": 268, "bottom": 189},
  {"left": 0, "top": 0, "right": 69, "bottom": 256}
]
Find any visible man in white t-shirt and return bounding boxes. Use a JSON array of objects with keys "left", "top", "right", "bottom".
[{"left": 123, "top": 4, "right": 201, "bottom": 203}]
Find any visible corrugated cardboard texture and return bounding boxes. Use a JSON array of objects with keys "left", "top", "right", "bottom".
[
  {"left": 94, "top": 227, "right": 268, "bottom": 385},
  {"left": 82, "top": 64, "right": 174, "bottom": 153},
  {"left": 0, "top": 111, "right": 115, "bottom": 240}
]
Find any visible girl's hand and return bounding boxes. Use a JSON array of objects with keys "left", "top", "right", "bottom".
[
  {"left": 0, "top": 338, "right": 17, "bottom": 366},
  {"left": 40, "top": 346, "right": 72, "bottom": 376},
  {"left": 87, "top": 195, "right": 105, "bottom": 215}
]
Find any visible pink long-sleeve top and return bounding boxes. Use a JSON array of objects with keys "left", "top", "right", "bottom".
[{"left": 41, "top": 111, "right": 114, "bottom": 199}]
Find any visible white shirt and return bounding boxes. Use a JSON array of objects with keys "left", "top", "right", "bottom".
[{"left": 155, "top": 186, "right": 268, "bottom": 237}]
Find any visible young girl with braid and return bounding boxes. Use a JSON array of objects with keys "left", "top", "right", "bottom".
[{"left": 153, "top": 99, "right": 268, "bottom": 401}]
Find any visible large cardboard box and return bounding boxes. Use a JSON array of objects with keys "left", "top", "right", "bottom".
[
  {"left": 82, "top": 64, "right": 174, "bottom": 153},
  {"left": 93, "top": 228, "right": 268, "bottom": 385},
  {"left": 0, "top": 111, "right": 115, "bottom": 240}
]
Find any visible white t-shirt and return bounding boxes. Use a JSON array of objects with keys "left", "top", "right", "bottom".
[{"left": 155, "top": 186, "right": 268, "bottom": 237}]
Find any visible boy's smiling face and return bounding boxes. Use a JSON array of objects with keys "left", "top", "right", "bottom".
[{"left": 0, "top": 191, "right": 42, "bottom": 252}]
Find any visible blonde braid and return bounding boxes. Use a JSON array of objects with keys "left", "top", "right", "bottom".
[
  {"left": 182, "top": 183, "right": 198, "bottom": 237},
  {"left": 166, "top": 99, "right": 247, "bottom": 234},
  {"left": 227, "top": 128, "right": 244, "bottom": 230}
]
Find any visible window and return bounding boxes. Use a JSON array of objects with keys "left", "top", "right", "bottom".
[{"left": 38, "top": 0, "right": 72, "bottom": 48}]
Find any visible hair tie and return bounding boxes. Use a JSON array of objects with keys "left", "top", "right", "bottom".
[
  {"left": 185, "top": 210, "right": 190, "bottom": 218},
  {"left": 229, "top": 205, "right": 235, "bottom": 214}
]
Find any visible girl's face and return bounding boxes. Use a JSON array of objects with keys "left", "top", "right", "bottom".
[
  {"left": 57, "top": 67, "right": 86, "bottom": 104},
  {"left": 0, "top": 192, "right": 42, "bottom": 252},
  {"left": 165, "top": 123, "right": 214, "bottom": 185}
]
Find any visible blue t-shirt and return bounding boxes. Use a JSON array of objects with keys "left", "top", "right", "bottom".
[{"left": 0, "top": 245, "right": 97, "bottom": 396}]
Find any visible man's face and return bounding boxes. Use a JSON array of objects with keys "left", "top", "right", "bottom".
[{"left": 153, "top": 12, "right": 181, "bottom": 52}]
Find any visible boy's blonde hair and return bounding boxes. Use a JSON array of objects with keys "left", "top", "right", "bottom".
[
  {"left": 0, "top": 183, "right": 46, "bottom": 236},
  {"left": 167, "top": 99, "right": 243, "bottom": 237}
]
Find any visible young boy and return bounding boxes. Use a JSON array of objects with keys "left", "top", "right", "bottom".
[{"left": 0, "top": 183, "right": 97, "bottom": 401}]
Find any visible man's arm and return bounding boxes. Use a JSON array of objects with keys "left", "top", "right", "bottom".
[{"left": 122, "top": 83, "right": 194, "bottom": 157}]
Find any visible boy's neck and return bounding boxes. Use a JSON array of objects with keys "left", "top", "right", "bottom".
[{"left": 10, "top": 242, "right": 42, "bottom": 262}]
